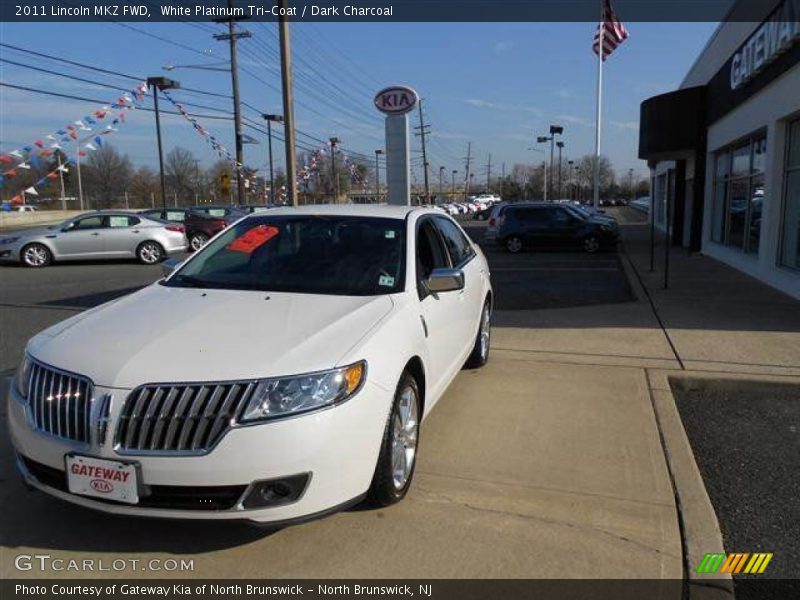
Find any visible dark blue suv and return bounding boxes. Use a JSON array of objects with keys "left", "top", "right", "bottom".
[{"left": 497, "top": 202, "right": 618, "bottom": 253}]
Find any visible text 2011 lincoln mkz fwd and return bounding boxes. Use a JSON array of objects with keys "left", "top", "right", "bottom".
[{"left": 8, "top": 205, "right": 493, "bottom": 523}]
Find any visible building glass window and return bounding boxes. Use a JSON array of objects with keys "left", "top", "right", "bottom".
[
  {"left": 780, "top": 118, "right": 800, "bottom": 270},
  {"left": 711, "top": 131, "right": 767, "bottom": 254}
]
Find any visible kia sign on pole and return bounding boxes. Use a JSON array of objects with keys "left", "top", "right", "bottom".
[
  {"left": 375, "top": 85, "right": 418, "bottom": 206},
  {"left": 374, "top": 85, "right": 419, "bottom": 115}
]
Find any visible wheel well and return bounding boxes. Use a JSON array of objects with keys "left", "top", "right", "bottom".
[
  {"left": 20, "top": 241, "right": 52, "bottom": 258},
  {"left": 136, "top": 240, "right": 164, "bottom": 253},
  {"left": 404, "top": 356, "right": 426, "bottom": 415}
]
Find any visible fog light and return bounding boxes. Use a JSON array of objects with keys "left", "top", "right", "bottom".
[{"left": 242, "top": 473, "right": 310, "bottom": 509}]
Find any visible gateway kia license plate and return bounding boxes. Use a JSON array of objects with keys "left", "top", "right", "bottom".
[{"left": 65, "top": 455, "right": 139, "bottom": 504}]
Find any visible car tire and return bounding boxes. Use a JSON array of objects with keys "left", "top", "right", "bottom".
[
  {"left": 137, "top": 241, "right": 164, "bottom": 265},
  {"left": 21, "top": 243, "right": 52, "bottom": 268},
  {"left": 583, "top": 235, "right": 600, "bottom": 254},
  {"left": 464, "top": 298, "right": 491, "bottom": 369},
  {"left": 189, "top": 232, "right": 209, "bottom": 252},
  {"left": 505, "top": 236, "right": 523, "bottom": 253},
  {"left": 366, "top": 371, "right": 421, "bottom": 507}
]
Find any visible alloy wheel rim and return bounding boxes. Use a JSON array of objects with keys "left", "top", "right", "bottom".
[
  {"left": 479, "top": 305, "right": 491, "bottom": 359},
  {"left": 191, "top": 235, "right": 207, "bottom": 250},
  {"left": 140, "top": 244, "right": 160, "bottom": 264},
  {"left": 508, "top": 238, "right": 522, "bottom": 252},
  {"left": 391, "top": 386, "right": 419, "bottom": 490},
  {"left": 585, "top": 237, "right": 599, "bottom": 252},
  {"left": 24, "top": 246, "right": 47, "bottom": 266}
]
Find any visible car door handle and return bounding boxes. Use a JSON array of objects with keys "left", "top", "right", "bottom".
[
  {"left": 132, "top": 230, "right": 140, "bottom": 233},
  {"left": 91, "top": 232, "right": 100, "bottom": 236}
]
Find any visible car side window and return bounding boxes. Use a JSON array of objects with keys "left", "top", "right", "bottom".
[
  {"left": 416, "top": 219, "right": 448, "bottom": 284},
  {"left": 551, "top": 208, "right": 573, "bottom": 225},
  {"left": 71, "top": 216, "right": 105, "bottom": 230},
  {"left": 165, "top": 210, "right": 186, "bottom": 222},
  {"left": 433, "top": 216, "right": 475, "bottom": 267},
  {"left": 108, "top": 216, "right": 140, "bottom": 228},
  {"left": 514, "top": 207, "right": 548, "bottom": 225}
]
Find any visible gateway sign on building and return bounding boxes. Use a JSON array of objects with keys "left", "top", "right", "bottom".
[{"left": 730, "top": 0, "right": 800, "bottom": 90}]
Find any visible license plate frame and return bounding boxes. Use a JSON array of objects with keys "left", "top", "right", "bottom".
[{"left": 65, "top": 454, "right": 140, "bottom": 504}]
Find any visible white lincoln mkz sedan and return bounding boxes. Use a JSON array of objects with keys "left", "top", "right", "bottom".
[{"left": 8, "top": 205, "right": 492, "bottom": 524}]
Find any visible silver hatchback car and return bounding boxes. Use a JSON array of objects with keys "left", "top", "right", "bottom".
[{"left": 0, "top": 211, "right": 187, "bottom": 268}]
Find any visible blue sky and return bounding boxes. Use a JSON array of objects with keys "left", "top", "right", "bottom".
[{"left": 0, "top": 20, "right": 719, "bottom": 183}]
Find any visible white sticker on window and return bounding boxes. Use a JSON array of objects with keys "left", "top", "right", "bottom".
[
  {"left": 378, "top": 275, "right": 395, "bottom": 287},
  {"left": 385, "top": 230, "right": 396, "bottom": 239},
  {"left": 109, "top": 216, "right": 128, "bottom": 228}
]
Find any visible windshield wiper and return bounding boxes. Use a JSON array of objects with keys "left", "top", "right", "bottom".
[{"left": 171, "top": 274, "right": 210, "bottom": 288}]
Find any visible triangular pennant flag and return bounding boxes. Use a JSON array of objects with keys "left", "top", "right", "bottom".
[
  {"left": 94, "top": 136, "right": 103, "bottom": 147},
  {"left": 10, "top": 149, "right": 23, "bottom": 158},
  {"left": 85, "top": 143, "right": 96, "bottom": 151},
  {"left": 34, "top": 140, "right": 45, "bottom": 148},
  {"left": 40, "top": 150, "right": 53, "bottom": 157},
  {"left": 6, "top": 169, "right": 17, "bottom": 178},
  {"left": 70, "top": 131, "right": 78, "bottom": 139},
  {"left": 47, "top": 172, "right": 58, "bottom": 180},
  {"left": 0, "top": 155, "right": 13, "bottom": 164},
  {"left": 18, "top": 162, "right": 30, "bottom": 170},
  {"left": 46, "top": 134, "right": 56, "bottom": 141},
  {"left": 56, "top": 129, "right": 67, "bottom": 136},
  {"left": 24, "top": 186, "right": 38, "bottom": 196}
]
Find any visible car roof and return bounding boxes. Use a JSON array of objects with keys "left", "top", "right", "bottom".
[
  {"left": 72, "top": 210, "right": 145, "bottom": 218},
  {"left": 255, "top": 203, "right": 437, "bottom": 220}
]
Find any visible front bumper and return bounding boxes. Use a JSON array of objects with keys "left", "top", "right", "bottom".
[{"left": 7, "top": 379, "right": 389, "bottom": 523}]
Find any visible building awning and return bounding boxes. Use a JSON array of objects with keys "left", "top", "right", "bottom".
[{"left": 638, "top": 86, "right": 707, "bottom": 160}]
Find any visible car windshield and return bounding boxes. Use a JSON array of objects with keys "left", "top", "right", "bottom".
[{"left": 165, "top": 215, "right": 406, "bottom": 296}]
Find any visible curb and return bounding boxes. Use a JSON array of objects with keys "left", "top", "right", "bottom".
[{"left": 646, "top": 370, "right": 734, "bottom": 599}]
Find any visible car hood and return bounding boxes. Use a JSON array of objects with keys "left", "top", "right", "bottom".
[
  {"left": 28, "top": 284, "right": 394, "bottom": 389},
  {"left": 2, "top": 225, "right": 59, "bottom": 240}
]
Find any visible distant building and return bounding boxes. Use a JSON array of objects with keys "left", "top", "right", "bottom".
[{"left": 638, "top": 0, "right": 800, "bottom": 299}]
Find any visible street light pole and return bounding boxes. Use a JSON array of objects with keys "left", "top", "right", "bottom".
[
  {"left": 439, "top": 166, "right": 445, "bottom": 200},
  {"left": 147, "top": 76, "right": 179, "bottom": 209},
  {"left": 556, "top": 141, "right": 565, "bottom": 199},
  {"left": 330, "top": 137, "right": 340, "bottom": 202},
  {"left": 548, "top": 125, "right": 563, "bottom": 199},
  {"left": 535, "top": 138, "right": 549, "bottom": 201},
  {"left": 262, "top": 114, "right": 283, "bottom": 204},
  {"left": 451, "top": 169, "right": 457, "bottom": 198},
  {"left": 278, "top": 0, "right": 298, "bottom": 206},
  {"left": 374, "top": 149, "right": 383, "bottom": 200}
]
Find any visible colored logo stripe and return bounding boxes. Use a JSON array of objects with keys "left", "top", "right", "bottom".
[{"left": 697, "top": 553, "right": 773, "bottom": 574}]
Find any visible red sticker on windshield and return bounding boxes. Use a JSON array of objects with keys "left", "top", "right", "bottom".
[{"left": 226, "top": 225, "right": 279, "bottom": 254}]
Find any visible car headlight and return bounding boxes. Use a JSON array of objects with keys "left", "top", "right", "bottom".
[
  {"left": 14, "top": 354, "right": 32, "bottom": 400},
  {"left": 239, "top": 361, "right": 366, "bottom": 423},
  {"left": 0, "top": 236, "right": 20, "bottom": 245}
]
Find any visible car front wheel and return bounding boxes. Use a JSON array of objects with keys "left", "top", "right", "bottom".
[
  {"left": 21, "top": 243, "right": 52, "bottom": 268},
  {"left": 366, "top": 371, "right": 421, "bottom": 507},
  {"left": 465, "top": 299, "right": 491, "bottom": 369},
  {"left": 583, "top": 235, "right": 600, "bottom": 253}
]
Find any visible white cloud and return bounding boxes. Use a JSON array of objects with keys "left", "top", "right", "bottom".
[
  {"left": 465, "top": 98, "right": 498, "bottom": 109},
  {"left": 611, "top": 120, "right": 639, "bottom": 131},
  {"left": 555, "top": 114, "right": 593, "bottom": 127},
  {"left": 464, "top": 98, "right": 542, "bottom": 117},
  {"left": 493, "top": 41, "right": 513, "bottom": 54}
]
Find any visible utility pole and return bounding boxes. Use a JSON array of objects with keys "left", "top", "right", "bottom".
[
  {"left": 451, "top": 169, "right": 457, "bottom": 198},
  {"left": 213, "top": 0, "right": 251, "bottom": 206},
  {"left": 463, "top": 142, "right": 472, "bottom": 201},
  {"left": 56, "top": 152, "right": 66, "bottom": 210},
  {"left": 556, "top": 141, "right": 565, "bottom": 199},
  {"left": 75, "top": 138, "right": 84, "bottom": 211},
  {"left": 486, "top": 153, "right": 492, "bottom": 191},
  {"left": 501, "top": 162, "right": 505, "bottom": 199},
  {"left": 277, "top": 0, "right": 298, "bottom": 206},
  {"left": 413, "top": 99, "right": 431, "bottom": 203},
  {"left": 330, "top": 137, "right": 340, "bottom": 202},
  {"left": 438, "top": 166, "right": 445, "bottom": 200}
]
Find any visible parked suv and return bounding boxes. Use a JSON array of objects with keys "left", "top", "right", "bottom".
[{"left": 497, "top": 202, "right": 618, "bottom": 253}]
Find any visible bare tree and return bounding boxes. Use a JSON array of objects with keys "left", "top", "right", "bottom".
[
  {"left": 165, "top": 146, "right": 198, "bottom": 205},
  {"left": 129, "top": 166, "right": 159, "bottom": 208},
  {"left": 83, "top": 144, "right": 133, "bottom": 209}
]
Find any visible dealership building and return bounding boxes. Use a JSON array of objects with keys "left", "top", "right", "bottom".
[{"left": 638, "top": 0, "right": 800, "bottom": 299}]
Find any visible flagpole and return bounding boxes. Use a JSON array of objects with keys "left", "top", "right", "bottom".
[{"left": 593, "top": 0, "right": 604, "bottom": 209}]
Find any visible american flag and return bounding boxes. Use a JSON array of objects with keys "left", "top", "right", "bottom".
[{"left": 593, "top": 0, "right": 629, "bottom": 61}]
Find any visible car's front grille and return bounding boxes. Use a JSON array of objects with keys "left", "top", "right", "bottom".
[
  {"left": 25, "top": 361, "right": 94, "bottom": 444},
  {"left": 115, "top": 382, "right": 257, "bottom": 454},
  {"left": 20, "top": 456, "right": 247, "bottom": 511}
]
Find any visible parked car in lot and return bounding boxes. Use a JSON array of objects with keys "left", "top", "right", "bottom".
[
  {"left": 0, "top": 211, "right": 187, "bottom": 267},
  {"left": 473, "top": 205, "right": 493, "bottom": 221},
  {"left": 496, "top": 202, "right": 618, "bottom": 253},
  {"left": 143, "top": 205, "right": 247, "bottom": 251},
  {"left": 238, "top": 204, "right": 276, "bottom": 213},
  {"left": 9, "top": 205, "right": 493, "bottom": 524}
]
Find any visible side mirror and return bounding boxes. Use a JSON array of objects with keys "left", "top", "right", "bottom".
[
  {"left": 161, "top": 257, "right": 182, "bottom": 278},
  {"left": 426, "top": 268, "right": 465, "bottom": 294},
  {"left": 61, "top": 223, "right": 74, "bottom": 232}
]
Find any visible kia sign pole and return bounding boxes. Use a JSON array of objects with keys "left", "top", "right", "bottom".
[{"left": 374, "top": 85, "right": 418, "bottom": 206}]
